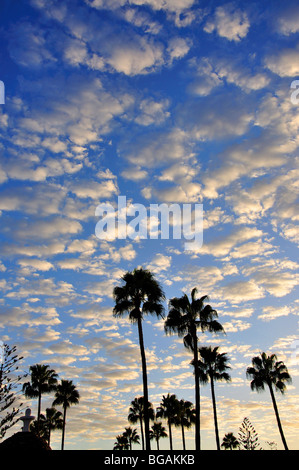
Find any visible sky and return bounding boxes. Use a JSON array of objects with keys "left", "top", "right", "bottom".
[{"left": 0, "top": 0, "right": 299, "bottom": 451}]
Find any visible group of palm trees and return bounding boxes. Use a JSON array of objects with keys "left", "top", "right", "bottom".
[
  {"left": 113, "top": 268, "right": 292, "bottom": 451},
  {"left": 22, "top": 364, "right": 80, "bottom": 449},
  {"left": 20, "top": 267, "right": 293, "bottom": 451}
]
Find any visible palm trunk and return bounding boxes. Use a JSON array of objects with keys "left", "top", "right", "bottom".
[
  {"left": 37, "top": 390, "right": 42, "bottom": 435},
  {"left": 268, "top": 383, "right": 288, "bottom": 450},
  {"left": 168, "top": 420, "right": 173, "bottom": 450},
  {"left": 192, "top": 329, "right": 200, "bottom": 451},
  {"left": 48, "top": 426, "right": 51, "bottom": 446},
  {"left": 139, "top": 416, "right": 145, "bottom": 450},
  {"left": 181, "top": 423, "right": 186, "bottom": 451},
  {"left": 210, "top": 376, "right": 220, "bottom": 450},
  {"left": 137, "top": 316, "right": 151, "bottom": 451},
  {"left": 61, "top": 406, "right": 67, "bottom": 450},
  {"left": 156, "top": 437, "right": 159, "bottom": 450}
]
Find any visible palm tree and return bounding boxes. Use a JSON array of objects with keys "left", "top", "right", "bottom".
[
  {"left": 22, "top": 364, "right": 58, "bottom": 434},
  {"left": 175, "top": 399, "right": 195, "bottom": 450},
  {"left": 221, "top": 432, "right": 239, "bottom": 450},
  {"left": 149, "top": 422, "right": 167, "bottom": 450},
  {"left": 52, "top": 379, "right": 80, "bottom": 450},
  {"left": 246, "top": 352, "right": 291, "bottom": 451},
  {"left": 164, "top": 288, "right": 224, "bottom": 450},
  {"left": 113, "top": 434, "right": 129, "bottom": 450},
  {"left": 197, "top": 346, "right": 231, "bottom": 450},
  {"left": 113, "top": 268, "right": 165, "bottom": 450},
  {"left": 44, "top": 407, "right": 63, "bottom": 446},
  {"left": 128, "top": 396, "right": 155, "bottom": 450},
  {"left": 123, "top": 427, "right": 140, "bottom": 450},
  {"left": 156, "top": 394, "right": 179, "bottom": 450}
]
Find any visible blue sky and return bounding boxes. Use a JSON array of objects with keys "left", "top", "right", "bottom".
[{"left": 0, "top": 0, "right": 299, "bottom": 450}]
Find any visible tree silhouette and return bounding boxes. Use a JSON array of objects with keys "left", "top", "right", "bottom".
[
  {"left": 197, "top": 346, "right": 231, "bottom": 450},
  {"left": 113, "top": 268, "right": 165, "bottom": 450},
  {"left": 113, "top": 434, "right": 129, "bottom": 450},
  {"left": 246, "top": 352, "right": 291, "bottom": 451},
  {"left": 221, "top": 432, "right": 239, "bottom": 450},
  {"left": 149, "top": 422, "right": 167, "bottom": 450},
  {"left": 174, "top": 399, "right": 195, "bottom": 450},
  {"left": 0, "top": 343, "right": 26, "bottom": 438},
  {"left": 52, "top": 379, "right": 80, "bottom": 450},
  {"left": 22, "top": 364, "right": 58, "bottom": 435},
  {"left": 128, "top": 396, "right": 154, "bottom": 450},
  {"left": 123, "top": 427, "right": 140, "bottom": 450},
  {"left": 238, "top": 417, "right": 262, "bottom": 450},
  {"left": 156, "top": 394, "right": 179, "bottom": 450},
  {"left": 164, "top": 289, "right": 224, "bottom": 450}
]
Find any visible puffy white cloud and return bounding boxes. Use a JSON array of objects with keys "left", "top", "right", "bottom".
[
  {"left": 265, "top": 47, "right": 299, "bottom": 77},
  {"left": 204, "top": 4, "right": 250, "bottom": 42}
]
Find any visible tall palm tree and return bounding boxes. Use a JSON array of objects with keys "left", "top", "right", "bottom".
[
  {"left": 22, "top": 364, "right": 58, "bottom": 434},
  {"left": 123, "top": 427, "right": 140, "bottom": 450},
  {"left": 52, "top": 379, "right": 80, "bottom": 450},
  {"left": 113, "top": 268, "right": 165, "bottom": 450},
  {"left": 175, "top": 399, "right": 195, "bottom": 450},
  {"left": 246, "top": 352, "right": 291, "bottom": 451},
  {"left": 128, "top": 396, "right": 155, "bottom": 450},
  {"left": 149, "top": 422, "right": 167, "bottom": 450},
  {"left": 156, "top": 394, "right": 179, "bottom": 450},
  {"left": 197, "top": 346, "right": 231, "bottom": 450},
  {"left": 221, "top": 432, "right": 239, "bottom": 450},
  {"left": 164, "top": 288, "right": 224, "bottom": 450}
]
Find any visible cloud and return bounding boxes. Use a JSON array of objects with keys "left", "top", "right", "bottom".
[
  {"left": 69, "top": 179, "right": 118, "bottom": 200},
  {"left": 265, "top": 46, "right": 299, "bottom": 76},
  {"left": 123, "top": 128, "right": 194, "bottom": 168},
  {"left": 8, "top": 21, "right": 56, "bottom": 67},
  {"left": 134, "top": 98, "right": 170, "bottom": 126},
  {"left": 204, "top": 4, "right": 250, "bottom": 42},
  {"left": 199, "top": 226, "right": 263, "bottom": 258},
  {"left": 258, "top": 306, "right": 292, "bottom": 322},
  {"left": 189, "top": 57, "right": 270, "bottom": 96},
  {"left": 277, "top": 6, "right": 299, "bottom": 35}
]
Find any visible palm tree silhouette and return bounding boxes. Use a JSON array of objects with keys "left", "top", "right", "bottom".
[
  {"left": 175, "top": 399, "right": 195, "bottom": 450},
  {"left": 197, "top": 346, "right": 231, "bottom": 450},
  {"left": 52, "top": 379, "right": 80, "bottom": 450},
  {"left": 149, "top": 422, "right": 167, "bottom": 450},
  {"left": 123, "top": 427, "right": 140, "bottom": 450},
  {"left": 128, "top": 396, "right": 155, "bottom": 450},
  {"left": 113, "top": 268, "right": 165, "bottom": 450},
  {"left": 22, "top": 364, "right": 58, "bottom": 434},
  {"left": 164, "top": 288, "right": 224, "bottom": 450},
  {"left": 44, "top": 407, "right": 63, "bottom": 446},
  {"left": 156, "top": 393, "right": 179, "bottom": 450},
  {"left": 246, "top": 352, "right": 291, "bottom": 450},
  {"left": 221, "top": 432, "right": 239, "bottom": 450},
  {"left": 113, "top": 434, "right": 129, "bottom": 450}
]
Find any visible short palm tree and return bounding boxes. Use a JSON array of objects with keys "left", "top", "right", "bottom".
[
  {"left": 123, "top": 427, "right": 140, "bottom": 450},
  {"left": 44, "top": 407, "right": 64, "bottom": 446},
  {"left": 164, "top": 288, "right": 224, "bottom": 450},
  {"left": 156, "top": 394, "right": 179, "bottom": 450},
  {"left": 246, "top": 352, "right": 291, "bottom": 450},
  {"left": 197, "top": 346, "right": 231, "bottom": 450},
  {"left": 113, "top": 268, "right": 165, "bottom": 450},
  {"left": 175, "top": 399, "right": 195, "bottom": 450},
  {"left": 52, "top": 379, "right": 80, "bottom": 450},
  {"left": 221, "top": 432, "right": 239, "bottom": 450},
  {"left": 149, "top": 422, "right": 167, "bottom": 450},
  {"left": 113, "top": 434, "right": 129, "bottom": 450},
  {"left": 22, "top": 364, "right": 58, "bottom": 434},
  {"left": 128, "top": 396, "right": 155, "bottom": 450}
]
